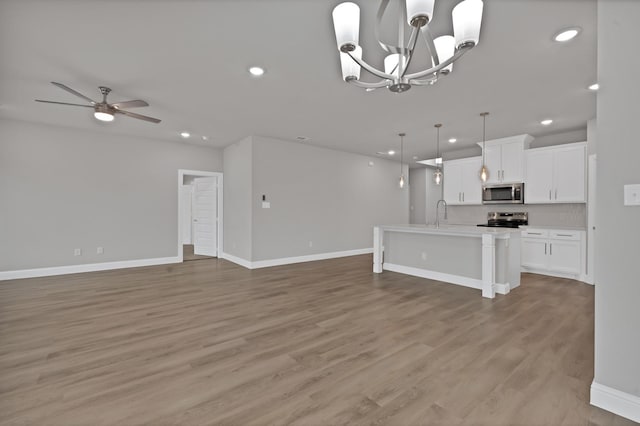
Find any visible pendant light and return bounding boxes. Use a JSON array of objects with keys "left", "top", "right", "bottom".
[
  {"left": 479, "top": 112, "right": 490, "bottom": 182},
  {"left": 433, "top": 123, "right": 443, "bottom": 185},
  {"left": 398, "top": 132, "right": 406, "bottom": 188}
]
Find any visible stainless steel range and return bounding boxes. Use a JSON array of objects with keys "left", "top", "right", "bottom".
[{"left": 477, "top": 212, "right": 528, "bottom": 228}]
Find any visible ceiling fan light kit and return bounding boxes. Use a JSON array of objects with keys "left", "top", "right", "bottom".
[
  {"left": 35, "top": 82, "right": 161, "bottom": 124},
  {"left": 332, "top": 0, "right": 483, "bottom": 93}
]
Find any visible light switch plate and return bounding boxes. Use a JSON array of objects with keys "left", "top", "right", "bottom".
[
  {"left": 624, "top": 184, "right": 640, "bottom": 206},
  {"left": 262, "top": 201, "right": 271, "bottom": 209}
]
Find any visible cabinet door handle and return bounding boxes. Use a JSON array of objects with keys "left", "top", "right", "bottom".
[
  {"left": 545, "top": 243, "right": 547, "bottom": 255},
  {"left": 462, "top": 192, "right": 465, "bottom": 202},
  {"left": 549, "top": 190, "right": 552, "bottom": 200},
  {"left": 459, "top": 192, "right": 461, "bottom": 202},
  {"left": 528, "top": 232, "right": 543, "bottom": 235},
  {"left": 550, "top": 243, "right": 553, "bottom": 255},
  {"left": 555, "top": 189, "right": 558, "bottom": 200},
  {"left": 556, "top": 234, "right": 573, "bottom": 237}
]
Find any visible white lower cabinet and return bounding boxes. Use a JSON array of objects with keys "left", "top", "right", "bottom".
[{"left": 521, "top": 228, "right": 585, "bottom": 280}]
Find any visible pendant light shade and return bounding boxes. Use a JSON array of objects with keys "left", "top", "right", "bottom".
[
  {"left": 433, "top": 123, "right": 443, "bottom": 185},
  {"left": 479, "top": 112, "right": 490, "bottom": 182},
  {"left": 452, "top": 0, "right": 484, "bottom": 49},
  {"left": 398, "top": 133, "right": 406, "bottom": 189},
  {"left": 406, "top": 0, "right": 435, "bottom": 27},
  {"left": 434, "top": 35, "right": 455, "bottom": 74},
  {"left": 339, "top": 46, "right": 362, "bottom": 81},
  {"left": 332, "top": 2, "right": 360, "bottom": 52}
]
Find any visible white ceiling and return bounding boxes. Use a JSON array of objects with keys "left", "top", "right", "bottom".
[{"left": 0, "top": 0, "right": 596, "bottom": 163}]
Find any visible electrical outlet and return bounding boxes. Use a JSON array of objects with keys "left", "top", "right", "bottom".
[
  {"left": 74, "top": 248, "right": 82, "bottom": 256},
  {"left": 97, "top": 247, "right": 104, "bottom": 255}
]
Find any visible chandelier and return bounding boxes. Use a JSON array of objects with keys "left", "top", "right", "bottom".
[{"left": 332, "top": 0, "right": 484, "bottom": 93}]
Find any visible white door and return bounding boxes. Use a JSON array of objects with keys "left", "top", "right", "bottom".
[
  {"left": 180, "top": 185, "right": 193, "bottom": 244},
  {"left": 500, "top": 142, "right": 524, "bottom": 183},
  {"left": 460, "top": 157, "right": 482, "bottom": 204},
  {"left": 548, "top": 240, "right": 581, "bottom": 275},
  {"left": 521, "top": 238, "right": 548, "bottom": 270},
  {"left": 192, "top": 177, "right": 217, "bottom": 256},
  {"left": 553, "top": 146, "right": 586, "bottom": 202},
  {"left": 484, "top": 145, "right": 503, "bottom": 184},
  {"left": 525, "top": 150, "right": 554, "bottom": 203},
  {"left": 443, "top": 161, "right": 462, "bottom": 205}
]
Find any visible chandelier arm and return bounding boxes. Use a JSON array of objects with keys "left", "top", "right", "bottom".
[
  {"left": 409, "top": 77, "right": 438, "bottom": 86},
  {"left": 400, "top": 26, "right": 421, "bottom": 78},
  {"left": 404, "top": 46, "right": 471, "bottom": 80},
  {"left": 420, "top": 26, "right": 440, "bottom": 67},
  {"left": 346, "top": 51, "right": 395, "bottom": 80},
  {"left": 374, "top": 0, "right": 404, "bottom": 54},
  {"left": 346, "top": 78, "right": 391, "bottom": 89}
]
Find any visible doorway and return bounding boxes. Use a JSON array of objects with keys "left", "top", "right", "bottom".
[{"left": 177, "top": 170, "right": 223, "bottom": 262}]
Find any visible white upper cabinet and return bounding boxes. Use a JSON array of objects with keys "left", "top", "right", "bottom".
[
  {"left": 479, "top": 134, "right": 533, "bottom": 184},
  {"left": 525, "top": 142, "right": 586, "bottom": 204},
  {"left": 443, "top": 156, "right": 482, "bottom": 205}
]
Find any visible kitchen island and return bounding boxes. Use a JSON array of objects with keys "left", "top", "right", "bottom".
[{"left": 373, "top": 225, "right": 521, "bottom": 299}]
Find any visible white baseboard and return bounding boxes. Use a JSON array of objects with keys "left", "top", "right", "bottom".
[
  {"left": 494, "top": 282, "right": 511, "bottom": 295},
  {"left": 591, "top": 381, "right": 640, "bottom": 423},
  {"left": 383, "top": 263, "right": 482, "bottom": 290},
  {"left": 220, "top": 252, "right": 253, "bottom": 269},
  {"left": 0, "top": 256, "right": 181, "bottom": 281},
  {"left": 521, "top": 266, "right": 583, "bottom": 282},
  {"left": 221, "top": 248, "right": 373, "bottom": 270}
]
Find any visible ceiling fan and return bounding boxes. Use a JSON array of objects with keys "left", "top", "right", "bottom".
[{"left": 35, "top": 82, "right": 161, "bottom": 123}]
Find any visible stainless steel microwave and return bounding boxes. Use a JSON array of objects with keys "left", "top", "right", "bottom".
[{"left": 482, "top": 183, "right": 524, "bottom": 204}]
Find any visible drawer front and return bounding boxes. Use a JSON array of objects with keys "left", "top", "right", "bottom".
[
  {"left": 549, "top": 230, "right": 581, "bottom": 241},
  {"left": 521, "top": 229, "right": 549, "bottom": 238}
]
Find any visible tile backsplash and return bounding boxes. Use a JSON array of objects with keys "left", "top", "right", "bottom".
[{"left": 446, "top": 203, "right": 586, "bottom": 228}]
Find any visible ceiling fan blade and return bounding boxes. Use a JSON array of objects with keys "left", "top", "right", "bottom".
[
  {"left": 116, "top": 109, "right": 161, "bottom": 123},
  {"left": 51, "top": 82, "right": 96, "bottom": 105},
  {"left": 35, "top": 99, "right": 94, "bottom": 108},
  {"left": 111, "top": 100, "right": 149, "bottom": 109}
]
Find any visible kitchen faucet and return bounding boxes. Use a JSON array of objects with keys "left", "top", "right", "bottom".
[{"left": 436, "top": 199, "right": 448, "bottom": 228}]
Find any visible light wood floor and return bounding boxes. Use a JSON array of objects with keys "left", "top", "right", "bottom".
[{"left": 0, "top": 255, "right": 634, "bottom": 426}]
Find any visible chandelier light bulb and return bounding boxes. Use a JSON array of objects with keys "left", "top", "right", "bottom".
[
  {"left": 332, "top": 2, "right": 360, "bottom": 52},
  {"left": 406, "top": 0, "right": 435, "bottom": 27},
  {"left": 339, "top": 46, "right": 362, "bottom": 81},
  {"left": 399, "top": 174, "right": 406, "bottom": 188},
  {"left": 452, "top": 0, "right": 484, "bottom": 49},
  {"left": 434, "top": 35, "right": 455, "bottom": 74}
]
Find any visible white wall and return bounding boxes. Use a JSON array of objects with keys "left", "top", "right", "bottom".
[
  {"left": 222, "top": 136, "right": 253, "bottom": 260},
  {"left": 409, "top": 168, "right": 426, "bottom": 224},
  {"left": 236, "top": 136, "right": 409, "bottom": 262},
  {"left": 0, "top": 118, "right": 222, "bottom": 271},
  {"left": 593, "top": 0, "right": 640, "bottom": 415}
]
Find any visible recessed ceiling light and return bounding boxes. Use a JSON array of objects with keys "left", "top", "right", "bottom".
[
  {"left": 387, "top": 150, "right": 396, "bottom": 155},
  {"left": 589, "top": 83, "right": 600, "bottom": 91},
  {"left": 448, "top": 138, "right": 457, "bottom": 143},
  {"left": 412, "top": 156, "right": 419, "bottom": 160},
  {"left": 554, "top": 27, "right": 581, "bottom": 42},
  {"left": 541, "top": 119, "right": 553, "bottom": 126},
  {"left": 248, "top": 66, "right": 265, "bottom": 77},
  {"left": 180, "top": 132, "right": 191, "bottom": 138},
  {"left": 365, "top": 88, "right": 375, "bottom": 92},
  {"left": 202, "top": 136, "right": 208, "bottom": 141}
]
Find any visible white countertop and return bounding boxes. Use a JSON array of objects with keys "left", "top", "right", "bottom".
[{"left": 376, "top": 224, "right": 520, "bottom": 239}]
